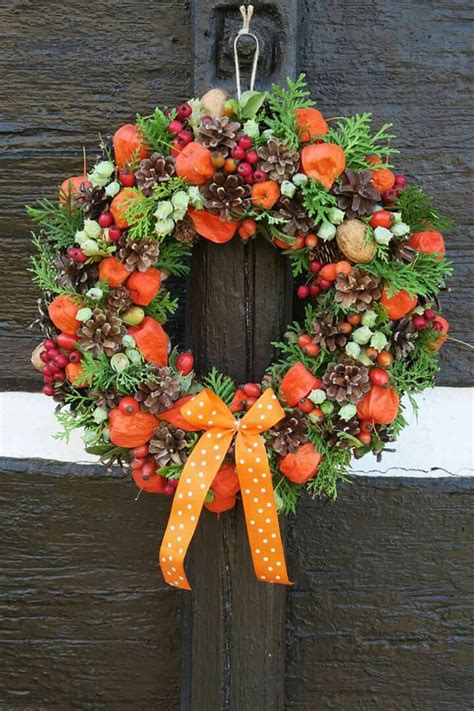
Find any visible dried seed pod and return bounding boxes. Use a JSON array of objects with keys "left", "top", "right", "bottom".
[{"left": 336, "top": 219, "right": 376, "bottom": 264}]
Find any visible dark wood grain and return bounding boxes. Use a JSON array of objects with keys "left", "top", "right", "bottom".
[
  {"left": 286, "top": 477, "right": 474, "bottom": 709},
  {"left": 0, "top": 466, "right": 180, "bottom": 709}
]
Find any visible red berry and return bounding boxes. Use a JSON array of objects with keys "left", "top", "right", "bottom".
[
  {"left": 43, "top": 365, "right": 53, "bottom": 376},
  {"left": 74, "top": 249, "right": 88, "bottom": 263},
  {"left": 131, "top": 458, "right": 144, "bottom": 471},
  {"left": 163, "top": 479, "right": 178, "bottom": 496},
  {"left": 98, "top": 211, "right": 114, "bottom": 228},
  {"left": 55, "top": 354, "right": 69, "bottom": 368},
  {"left": 297, "top": 285, "right": 310, "bottom": 299},
  {"left": 48, "top": 348, "right": 59, "bottom": 359},
  {"left": 412, "top": 315, "right": 428, "bottom": 330},
  {"left": 297, "top": 334, "right": 312, "bottom": 347},
  {"left": 48, "top": 361, "right": 59, "bottom": 374},
  {"left": 358, "top": 432, "right": 372, "bottom": 445},
  {"left": 244, "top": 174, "right": 255, "bottom": 185},
  {"left": 369, "top": 367, "right": 389, "bottom": 386},
  {"left": 310, "top": 261, "right": 322, "bottom": 273},
  {"left": 237, "top": 162, "right": 252, "bottom": 177},
  {"left": 43, "top": 375, "right": 54, "bottom": 384},
  {"left": 424, "top": 309, "right": 435, "bottom": 320},
  {"left": 119, "top": 396, "right": 140, "bottom": 415},
  {"left": 231, "top": 146, "right": 246, "bottom": 160},
  {"left": 303, "top": 343, "right": 320, "bottom": 357},
  {"left": 40, "top": 351, "right": 50, "bottom": 363},
  {"left": 252, "top": 168, "right": 267, "bottom": 183},
  {"left": 176, "top": 352, "right": 194, "bottom": 376},
  {"left": 298, "top": 398, "right": 314, "bottom": 413},
  {"left": 53, "top": 371, "right": 65, "bottom": 381},
  {"left": 394, "top": 174, "right": 407, "bottom": 188},
  {"left": 57, "top": 333, "right": 76, "bottom": 350},
  {"left": 244, "top": 396, "right": 257, "bottom": 410},
  {"left": 382, "top": 188, "right": 399, "bottom": 205},
  {"left": 432, "top": 320, "right": 443, "bottom": 332},
  {"left": 119, "top": 171, "right": 136, "bottom": 187},
  {"left": 133, "top": 444, "right": 149, "bottom": 459},
  {"left": 141, "top": 460, "right": 157, "bottom": 480},
  {"left": 176, "top": 102, "right": 192, "bottom": 119},
  {"left": 42, "top": 385, "right": 55, "bottom": 396},
  {"left": 44, "top": 339, "right": 56, "bottom": 350},
  {"left": 108, "top": 226, "right": 122, "bottom": 242},
  {"left": 242, "top": 382, "right": 262, "bottom": 399},
  {"left": 318, "top": 278, "right": 332, "bottom": 289},
  {"left": 360, "top": 420, "right": 374, "bottom": 433},
  {"left": 370, "top": 209, "right": 393, "bottom": 229},
  {"left": 169, "top": 119, "right": 183, "bottom": 133},
  {"left": 69, "top": 351, "right": 81, "bottom": 363},
  {"left": 67, "top": 247, "right": 78, "bottom": 260},
  {"left": 177, "top": 129, "right": 193, "bottom": 145},
  {"left": 239, "top": 135, "right": 253, "bottom": 150},
  {"left": 245, "top": 150, "right": 259, "bottom": 164},
  {"left": 309, "top": 284, "right": 320, "bottom": 296}
]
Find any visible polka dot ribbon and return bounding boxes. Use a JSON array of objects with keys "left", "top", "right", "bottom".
[{"left": 159, "top": 388, "right": 292, "bottom": 590}]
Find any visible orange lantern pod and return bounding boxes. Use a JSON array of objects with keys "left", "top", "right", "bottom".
[
  {"left": 408, "top": 230, "right": 446, "bottom": 260},
  {"left": 229, "top": 388, "right": 247, "bottom": 413},
  {"left": 380, "top": 287, "right": 418, "bottom": 320},
  {"left": 211, "top": 462, "right": 240, "bottom": 497},
  {"left": 113, "top": 124, "right": 150, "bottom": 171},
  {"left": 301, "top": 143, "right": 346, "bottom": 189},
  {"left": 59, "top": 176, "right": 90, "bottom": 205},
  {"left": 127, "top": 268, "right": 161, "bottom": 306},
  {"left": 99, "top": 256, "right": 129, "bottom": 287},
  {"left": 204, "top": 493, "right": 237, "bottom": 514},
  {"left": 371, "top": 167, "right": 395, "bottom": 193},
  {"left": 238, "top": 218, "right": 257, "bottom": 240},
  {"left": 357, "top": 385, "right": 400, "bottom": 425},
  {"left": 175, "top": 142, "right": 215, "bottom": 184},
  {"left": 110, "top": 188, "right": 141, "bottom": 229},
  {"left": 279, "top": 442, "right": 322, "bottom": 484},
  {"left": 65, "top": 361, "right": 88, "bottom": 387},
  {"left": 128, "top": 316, "right": 169, "bottom": 367},
  {"left": 251, "top": 180, "right": 281, "bottom": 209},
  {"left": 108, "top": 407, "right": 159, "bottom": 448},
  {"left": 294, "top": 107, "right": 329, "bottom": 142},
  {"left": 158, "top": 395, "right": 200, "bottom": 431},
  {"left": 427, "top": 315, "right": 449, "bottom": 352},
  {"left": 280, "top": 362, "right": 319, "bottom": 407},
  {"left": 48, "top": 295, "right": 81, "bottom": 334},
  {"left": 188, "top": 208, "right": 239, "bottom": 243}
]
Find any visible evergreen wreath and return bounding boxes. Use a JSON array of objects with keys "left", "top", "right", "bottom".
[{"left": 29, "top": 75, "right": 453, "bottom": 514}]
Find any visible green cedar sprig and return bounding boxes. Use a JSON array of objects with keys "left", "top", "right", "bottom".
[
  {"left": 27, "top": 195, "right": 83, "bottom": 250},
  {"left": 263, "top": 73, "right": 315, "bottom": 150},
  {"left": 202, "top": 368, "right": 235, "bottom": 406},
  {"left": 135, "top": 107, "right": 175, "bottom": 153},
  {"left": 324, "top": 114, "right": 397, "bottom": 171},
  {"left": 78, "top": 352, "right": 159, "bottom": 394},
  {"left": 305, "top": 424, "right": 353, "bottom": 499},
  {"left": 156, "top": 237, "right": 192, "bottom": 276},
  {"left": 144, "top": 288, "right": 179, "bottom": 324},
  {"left": 124, "top": 178, "right": 186, "bottom": 240},
  {"left": 29, "top": 234, "right": 79, "bottom": 298},
  {"left": 364, "top": 252, "right": 452, "bottom": 297},
  {"left": 393, "top": 185, "right": 454, "bottom": 233},
  {"left": 301, "top": 179, "right": 338, "bottom": 225},
  {"left": 390, "top": 334, "right": 440, "bottom": 394}
]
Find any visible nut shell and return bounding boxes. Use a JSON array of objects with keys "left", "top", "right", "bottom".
[
  {"left": 200, "top": 88, "right": 228, "bottom": 117},
  {"left": 31, "top": 342, "right": 46, "bottom": 371},
  {"left": 336, "top": 219, "right": 376, "bottom": 264}
]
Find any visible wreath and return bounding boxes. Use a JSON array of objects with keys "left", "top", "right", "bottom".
[{"left": 29, "top": 74, "right": 453, "bottom": 588}]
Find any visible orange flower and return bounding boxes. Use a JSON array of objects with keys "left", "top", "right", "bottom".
[
  {"left": 175, "top": 142, "right": 215, "bottom": 184},
  {"left": 110, "top": 188, "right": 141, "bottom": 229},
  {"left": 113, "top": 124, "right": 149, "bottom": 171},
  {"left": 128, "top": 316, "right": 169, "bottom": 367},
  {"left": 279, "top": 442, "right": 322, "bottom": 483},
  {"left": 127, "top": 268, "right": 161, "bottom": 306},
  {"left": 408, "top": 231, "right": 445, "bottom": 260},
  {"left": 188, "top": 208, "right": 239, "bottom": 243},
  {"left": 48, "top": 295, "right": 81, "bottom": 334},
  {"left": 380, "top": 287, "right": 418, "bottom": 320},
  {"left": 294, "top": 108, "right": 329, "bottom": 142},
  {"left": 251, "top": 180, "right": 280, "bottom": 209},
  {"left": 371, "top": 167, "right": 395, "bottom": 193},
  {"left": 301, "top": 143, "right": 346, "bottom": 189},
  {"left": 99, "top": 256, "right": 129, "bottom": 287}
]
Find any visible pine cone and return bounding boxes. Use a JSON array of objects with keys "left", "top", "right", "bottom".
[
  {"left": 149, "top": 423, "right": 188, "bottom": 468},
  {"left": 335, "top": 267, "right": 382, "bottom": 312},
  {"left": 390, "top": 316, "right": 419, "bottom": 359},
  {"left": 54, "top": 253, "right": 99, "bottom": 294},
  {"left": 90, "top": 389, "right": 120, "bottom": 410},
  {"left": 77, "top": 308, "right": 125, "bottom": 357},
  {"left": 390, "top": 239, "right": 418, "bottom": 263},
  {"left": 75, "top": 183, "right": 109, "bottom": 219},
  {"left": 256, "top": 138, "right": 300, "bottom": 182},
  {"left": 275, "top": 195, "right": 315, "bottom": 236},
  {"left": 326, "top": 416, "right": 361, "bottom": 449},
  {"left": 310, "top": 239, "right": 344, "bottom": 266},
  {"left": 199, "top": 117, "right": 241, "bottom": 156},
  {"left": 202, "top": 172, "right": 251, "bottom": 221},
  {"left": 107, "top": 286, "right": 132, "bottom": 314},
  {"left": 135, "top": 153, "right": 176, "bottom": 196},
  {"left": 333, "top": 170, "right": 380, "bottom": 218},
  {"left": 135, "top": 368, "right": 181, "bottom": 414},
  {"left": 322, "top": 359, "right": 370, "bottom": 404},
  {"left": 267, "top": 408, "right": 308, "bottom": 456},
  {"left": 174, "top": 216, "right": 198, "bottom": 243},
  {"left": 117, "top": 234, "right": 160, "bottom": 272},
  {"left": 312, "top": 313, "right": 348, "bottom": 352}
]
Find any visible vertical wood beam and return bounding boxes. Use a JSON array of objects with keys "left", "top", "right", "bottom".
[{"left": 182, "top": 2, "right": 298, "bottom": 708}]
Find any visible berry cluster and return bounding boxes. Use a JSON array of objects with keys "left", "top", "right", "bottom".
[{"left": 39, "top": 335, "right": 81, "bottom": 396}]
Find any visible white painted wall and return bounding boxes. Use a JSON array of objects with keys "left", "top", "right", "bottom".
[{"left": 0, "top": 388, "right": 473, "bottom": 476}]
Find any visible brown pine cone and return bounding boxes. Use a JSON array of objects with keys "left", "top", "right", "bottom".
[
  {"left": 149, "top": 423, "right": 188, "bottom": 468},
  {"left": 312, "top": 313, "right": 348, "bottom": 352},
  {"left": 311, "top": 239, "right": 344, "bottom": 266},
  {"left": 75, "top": 183, "right": 108, "bottom": 219},
  {"left": 107, "top": 286, "right": 132, "bottom": 314},
  {"left": 174, "top": 216, "right": 198, "bottom": 243},
  {"left": 199, "top": 116, "right": 241, "bottom": 156},
  {"left": 390, "top": 316, "right": 419, "bottom": 359},
  {"left": 267, "top": 408, "right": 308, "bottom": 456},
  {"left": 275, "top": 195, "right": 315, "bottom": 236},
  {"left": 77, "top": 308, "right": 125, "bottom": 357},
  {"left": 202, "top": 172, "right": 251, "bottom": 221},
  {"left": 322, "top": 359, "right": 370, "bottom": 404},
  {"left": 334, "top": 267, "right": 382, "bottom": 312},
  {"left": 390, "top": 239, "right": 418, "bottom": 263},
  {"left": 256, "top": 138, "right": 300, "bottom": 182},
  {"left": 117, "top": 234, "right": 160, "bottom": 272},
  {"left": 333, "top": 170, "right": 380, "bottom": 218},
  {"left": 90, "top": 389, "right": 120, "bottom": 410},
  {"left": 135, "top": 153, "right": 176, "bottom": 196},
  {"left": 325, "top": 416, "right": 361, "bottom": 449},
  {"left": 54, "top": 253, "right": 99, "bottom": 294},
  {"left": 135, "top": 368, "right": 181, "bottom": 415}
]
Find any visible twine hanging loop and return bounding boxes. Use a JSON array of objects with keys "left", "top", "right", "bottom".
[{"left": 233, "top": 4, "right": 259, "bottom": 100}]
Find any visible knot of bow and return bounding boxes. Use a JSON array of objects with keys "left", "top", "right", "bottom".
[{"left": 159, "top": 388, "right": 292, "bottom": 590}]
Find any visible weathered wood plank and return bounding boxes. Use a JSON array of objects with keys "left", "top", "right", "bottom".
[
  {"left": 286, "top": 477, "right": 474, "bottom": 709},
  {"left": 0, "top": 467, "right": 180, "bottom": 709}
]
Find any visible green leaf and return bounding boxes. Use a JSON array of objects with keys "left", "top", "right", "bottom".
[{"left": 239, "top": 90, "right": 267, "bottom": 119}]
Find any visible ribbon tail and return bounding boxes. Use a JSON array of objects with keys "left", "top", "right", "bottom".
[
  {"left": 235, "top": 431, "right": 292, "bottom": 586},
  {"left": 159, "top": 428, "right": 234, "bottom": 590}
]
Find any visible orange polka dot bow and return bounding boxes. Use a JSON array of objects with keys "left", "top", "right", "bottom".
[{"left": 159, "top": 388, "right": 292, "bottom": 590}]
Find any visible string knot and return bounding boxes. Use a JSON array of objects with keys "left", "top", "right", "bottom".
[{"left": 238, "top": 4, "right": 254, "bottom": 34}]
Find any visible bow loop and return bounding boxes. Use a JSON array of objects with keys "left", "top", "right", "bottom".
[
  {"left": 240, "top": 388, "right": 286, "bottom": 434},
  {"left": 180, "top": 388, "right": 235, "bottom": 431}
]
